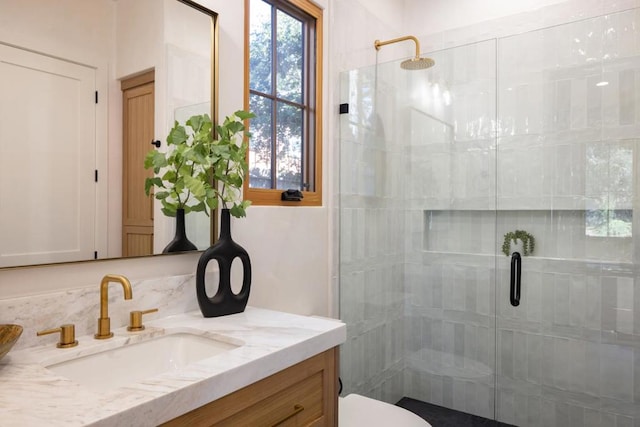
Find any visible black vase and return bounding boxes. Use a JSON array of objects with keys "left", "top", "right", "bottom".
[
  {"left": 162, "top": 208, "right": 197, "bottom": 253},
  {"left": 196, "top": 208, "right": 252, "bottom": 317}
]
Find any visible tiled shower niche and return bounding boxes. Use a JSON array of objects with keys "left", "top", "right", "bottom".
[{"left": 424, "top": 209, "right": 632, "bottom": 263}]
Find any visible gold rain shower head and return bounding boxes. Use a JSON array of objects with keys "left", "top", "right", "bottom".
[{"left": 374, "top": 35, "right": 435, "bottom": 70}]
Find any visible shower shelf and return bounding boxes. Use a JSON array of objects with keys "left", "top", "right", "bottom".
[
  {"left": 421, "top": 250, "right": 632, "bottom": 266},
  {"left": 423, "top": 208, "right": 632, "bottom": 263}
]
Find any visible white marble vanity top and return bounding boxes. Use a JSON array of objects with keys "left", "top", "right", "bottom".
[{"left": 0, "top": 307, "right": 346, "bottom": 426}]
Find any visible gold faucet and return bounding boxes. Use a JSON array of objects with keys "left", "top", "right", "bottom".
[{"left": 95, "top": 274, "right": 133, "bottom": 339}]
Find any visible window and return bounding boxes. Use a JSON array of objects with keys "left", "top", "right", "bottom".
[
  {"left": 245, "top": 0, "right": 322, "bottom": 206},
  {"left": 585, "top": 143, "right": 633, "bottom": 238}
]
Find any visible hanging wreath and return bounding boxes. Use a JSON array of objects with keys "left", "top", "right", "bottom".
[{"left": 501, "top": 230, "right": 535, "bottom": 256}]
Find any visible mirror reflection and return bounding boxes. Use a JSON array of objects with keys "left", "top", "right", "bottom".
[{"left": 0, "top": 0, "right": 216, "bottom": 268}]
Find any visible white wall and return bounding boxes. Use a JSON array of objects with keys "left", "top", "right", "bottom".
[{"left": 403, "top": 0, "right": 569, "bottom": 37}]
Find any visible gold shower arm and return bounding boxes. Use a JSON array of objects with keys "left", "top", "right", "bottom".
[{"left": 374, "top": 35, "right": 421, "bottom": 59}]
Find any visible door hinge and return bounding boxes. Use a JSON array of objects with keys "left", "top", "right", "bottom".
[
  {"left": 94, "top": 251, "right": 98, "bottom": 260},
  {"left": 94, "top": 170, "right": 98, "bottom": 182},
  {"left": 95, "top": 91, "right": 98, "bottom": 104}
]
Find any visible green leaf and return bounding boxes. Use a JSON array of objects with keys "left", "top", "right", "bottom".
[
  {"left": 235, "top": 110, "right": 255, "bottom": 120},
  {"left": 206, "top": 196, "right": 218, "bottom": 211},
  {"left": 144, "top": 150, "right": 168, "bottom": 170},
  {"left": 184, "top": 175, "right": 206, "bottom": 198},
  {"left": 162, "top": 170, "right": 177, "bottom": 183},
  {"left": 187, "top": 115, "right": 203, "bottom": 132},
  {"left": 191, "top": 201, "right": 206, "bottom": 212},
  {"left": 161, "top": 205, "right": 177, "bottom": 217},
  {"left": 155, "top": 191, "right": 170, "bottom": 200},
  {"left": 144, "top": 177, "right": 163, "bottom": 195},
  {"left": 167, "top": 123, "right": 187, "bottom": 146},
  {"left": 229, "top": 204, "right": 246, "bottom": 218}
]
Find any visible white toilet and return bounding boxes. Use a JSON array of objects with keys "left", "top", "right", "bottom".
[{"left": 339, "top": 394, "right": 432, "bottom": 427}]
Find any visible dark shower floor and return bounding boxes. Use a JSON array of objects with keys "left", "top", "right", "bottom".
[{"left": 396, "top": 397, "right": 516, "bottom": 427}]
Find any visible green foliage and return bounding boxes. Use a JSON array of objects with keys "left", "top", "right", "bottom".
[
  {"left": 502, "top": 230, "right": 535, "bottom": 257},
  {"left": 144, "top": 111, "right": 255, "bottom": 219},
  {"left": 249, "top": 1, "right": 305, "bottom": 187}
]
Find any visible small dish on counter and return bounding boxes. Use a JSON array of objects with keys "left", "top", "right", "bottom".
[{"left": 0, "top": 324, "right": 23, "bottom": 361}]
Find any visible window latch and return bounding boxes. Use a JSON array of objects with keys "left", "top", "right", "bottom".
[{"left": 281, "top": 189, "right": 304, "bottom": 201}]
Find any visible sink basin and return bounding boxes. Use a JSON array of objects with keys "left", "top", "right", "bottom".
[{"left": 45, "top": 333, "right": 238, "bottom": 391}]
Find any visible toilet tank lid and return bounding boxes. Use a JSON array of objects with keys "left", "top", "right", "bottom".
[{"left": 338, "top": 394, "right": 431, "bottom": 427}]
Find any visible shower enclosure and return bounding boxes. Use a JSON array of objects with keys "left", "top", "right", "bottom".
[{"left": 339, "top": 8, "right": 640, "bottom": 426}]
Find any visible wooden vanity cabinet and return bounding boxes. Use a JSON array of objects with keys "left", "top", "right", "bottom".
[{"left": 161, "top": 347, "right": 338, "bottom": 427}]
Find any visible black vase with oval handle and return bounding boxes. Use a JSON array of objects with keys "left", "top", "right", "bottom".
[{"left": 196, "top": 208, "right": 252, "bottom": 317}]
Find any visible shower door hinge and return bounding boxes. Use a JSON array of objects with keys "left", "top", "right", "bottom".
[
  {"left": 94, "top": 251, "right": 98, "bottom": 259},
  {"left": 95, "top": 91, "right": 98, "bottom": 104},
  {"left": 94, "top": 170, "right": 98, "bottom": 182},
  {"left": 339, "top": 103, "right": 349, "bottom": 114}
]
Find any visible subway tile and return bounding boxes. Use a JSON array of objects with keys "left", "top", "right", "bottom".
[
  {"left": 540, "top": 398, "right": 556, "bottom": 427},
  {"left": 617, "top": 415, "right": 634, "bottom": 427},
  {"left": 527, "top": 334, "right": 542, "bottom": 384},
  {"left": 513, "top": 332, "right": 528, "bottom": 381},
  {"left": 583, "top": 408, "right": 601, "bottom": 427},
  {"left": 600, "top": 343, "right": 633, "bottom": 401},
  {"left": 585, "top": 341, "right": 601, "bottom": 396},
  {"left": 500, "top": 329, "right": 514, "bottom": 378},
  {"left": 569, "top": 404, "right": 585, "bottom": 427},
  {"left": 498, "top": 389, "right": 515, "bottom": 424},
  {"left": 554, "top": 337, "right": 571, "bottom": 390},
  {"left": 541, "top": 336, "right": 555, "bottom": 387},
  {"left": 555, "top": 401, "right": 570, "bottom": 427},
  {"left": 633, "top": 347, "right": 640, "bottom": 404},
  {"left": 619, "top": 69, "right": 636, "bottom": 125},
  {"left": 570, "top": 275, "right": 587, "bottom": 328},
  {"left": 555, "top": 275, "right": 572, "bottom": 326}
]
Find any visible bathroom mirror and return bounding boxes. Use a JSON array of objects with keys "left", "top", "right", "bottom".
[{"left": 0, "top": 0, "right": 218, "bottom": 269}]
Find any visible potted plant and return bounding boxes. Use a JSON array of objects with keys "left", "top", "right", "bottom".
[
  {"left": 193, "top": 110, "right": 255, "bottom": 318},
  {"left": 144, "top": 111, "right": 254, "bottom": 253}
]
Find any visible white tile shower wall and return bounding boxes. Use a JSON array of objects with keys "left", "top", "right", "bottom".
[
  {"left": 493, "top": 258, "right": 640, "bottom": 426},
  {"left": 402, "top": 6, "right": 640, "bottom": 426},
  {"left": 404, "top": 253, "right": 497, "bottom": 419}
]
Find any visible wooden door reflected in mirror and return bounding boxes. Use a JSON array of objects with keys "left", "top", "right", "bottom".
[{"left": 122, "top": 71, "right": 155, "bottom": 257}]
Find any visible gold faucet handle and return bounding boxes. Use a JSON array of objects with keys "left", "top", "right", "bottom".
[
  {"left": 37, "top": 324, "right": 78, "bottom": 348},
  {"left": 127, "top": 308, "right": 159, "bottom": 332}
]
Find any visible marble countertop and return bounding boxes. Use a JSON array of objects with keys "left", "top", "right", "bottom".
[{"left": 0, "top": 307, "right": 346, "bottom": 426}]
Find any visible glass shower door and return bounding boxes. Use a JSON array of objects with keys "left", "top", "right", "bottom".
[
  {"left": 495, "top": 10, "right": 638, "bottom": 426},
  {"left": 403, "top": 39, "right": 499, "bottom": 420},
  {"left": 339, "top": 38, "right": 500, "bottom": 419}
]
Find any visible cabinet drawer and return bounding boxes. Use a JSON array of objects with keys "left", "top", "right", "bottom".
[
  {"left": 162, "top": 347, "right": 338, "bottom": 427},
  {"left": 218, "top": 370, "right": 323, "bottom": 426}
]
